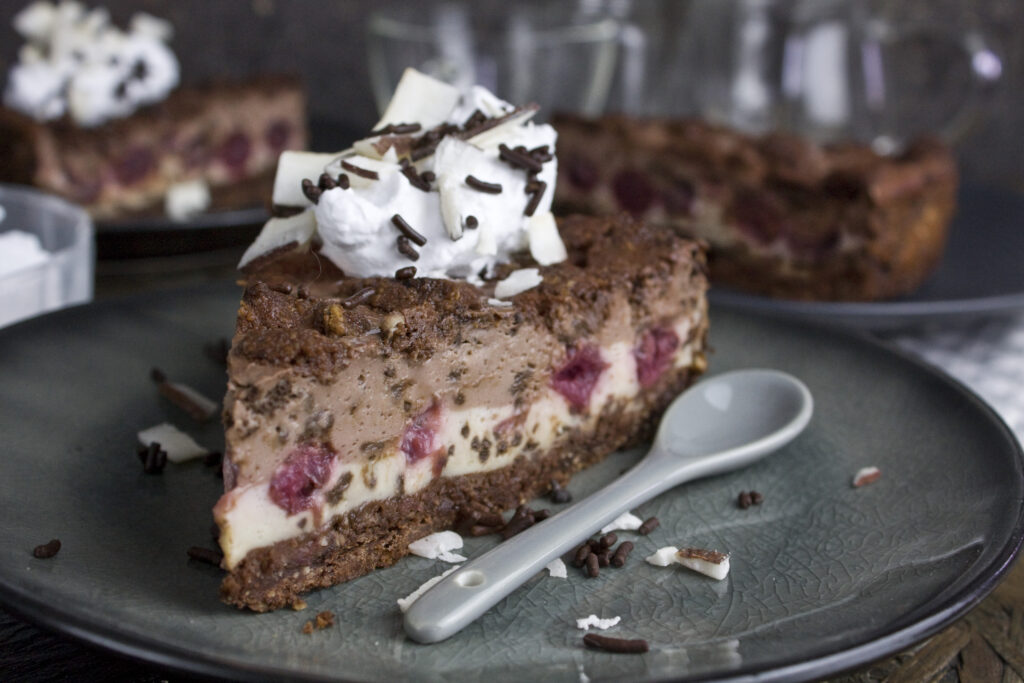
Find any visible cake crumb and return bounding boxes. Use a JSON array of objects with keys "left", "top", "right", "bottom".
[
  {"left": 852, "top": 466, "right": 881, "bottom": 488},
  {"left": 301, "top": 621, "right": 314, "bottom": 634},
  {"left": 315, "top": 610, "right": 335, "bottom": 629}
]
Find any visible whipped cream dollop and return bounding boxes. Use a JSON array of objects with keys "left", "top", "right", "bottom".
[
  {"left": 242, "top": 68, "right": 567, "bottom": 282},
  {"left": 4, "top": 1, "right": 179, "bottom": 126}
]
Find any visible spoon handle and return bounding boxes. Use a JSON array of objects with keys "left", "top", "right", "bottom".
[{"left": 403, "top": 451, "right": 683, "bottom": 644}]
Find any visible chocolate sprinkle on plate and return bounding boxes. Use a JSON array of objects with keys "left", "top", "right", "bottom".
[
  {"left": 582, "top": 633, "right": 649, "bottom": 654},
  {"left": 638, "top": 516, "right": 660, "bottom": 535},
  {"left": 465, "top": 175, "right": 503, "bottom": 194},
  {"left": 187, "top": 546, "right": 223, "bottom": 566},
  {"left": 341, "top": 160, "right": 380, "bottom": 180},
  {"left": 391, "top": 214, "right": 427, "bottom": 246},
  {"left": 32, "top": 539, "right": 61, "bottom": 559}
]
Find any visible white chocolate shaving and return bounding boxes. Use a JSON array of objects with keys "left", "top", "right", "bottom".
[
  {"left": 493, "top": 268, "right": 542, "bottom": 299},
  {"left": 137, "top": 423, "right": 209, "bottom": 463},
  {"left": 576, "top": 615, "right": 621, "bottom": 631},
  {"left": 238, "top": 210, "right": 317, "bottom": 271},
  {"left": 852, "top": 466, "right": 881, "bottom": 488},
  {"left": 408, "top": 531, "right": 466, "bottom": 563},
  {"left": 600, "top": 511, "right": 643, "bottom": 534},
  {"left": 645, "top": 546, "right": 680, "bottom": 567},
  {"left": 675, "top": 548, "right": 731, "bottom": 580},
  {"left": 396, "top": 565, "right": 460, "bottom": 613},
  {"left": 545, "top": 558, "right": 567, "bottom": 578}
]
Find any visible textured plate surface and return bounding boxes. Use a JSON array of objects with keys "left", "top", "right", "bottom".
[
  {"left": 0, "top": 283, "right": 1021, "bottom": 682},
  {"left": 709, "top": 184, "right": 1024, "bottom": 330}
]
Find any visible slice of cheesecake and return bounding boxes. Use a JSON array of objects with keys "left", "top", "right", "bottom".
[
  {"left": 552, "top": 114, "right": 957, "bottom": 302},
  {"left": 216, "top": 213, "right": 708, "bottom": 611}
]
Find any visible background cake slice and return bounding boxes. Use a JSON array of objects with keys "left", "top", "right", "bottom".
[{"left": 553, "top": 114, "right": 958, "bottom": 302}]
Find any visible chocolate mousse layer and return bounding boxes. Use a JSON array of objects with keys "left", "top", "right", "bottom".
[
  {"left": 218, "top": 214, "right": 709, "bottom": 611},
  {"left": 552, "top": 114, "right": 957, "bottom": 302}
]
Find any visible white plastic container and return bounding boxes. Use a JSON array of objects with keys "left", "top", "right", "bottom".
[{"left": 0, "top": 184, "right": 94, "bottom": 328}]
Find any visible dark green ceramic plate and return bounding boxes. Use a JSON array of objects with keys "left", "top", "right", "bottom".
[{"left": 0, "top": 283, "right": 1021, "bottom": 682}]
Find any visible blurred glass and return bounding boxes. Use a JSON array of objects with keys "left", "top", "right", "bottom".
[
  {"left": 610, "top": 0, "right": 1002, "bottom": 152},
  {"left": 367, "top": 1, "right": 624, "bottom": 117},
  {"left": 0, "top": 184, "right": 94, "bottom": 328}
]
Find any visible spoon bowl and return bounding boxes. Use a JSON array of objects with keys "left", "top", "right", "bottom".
[{"left": 403, "top": 368, "right": 813, "bottom": 644}]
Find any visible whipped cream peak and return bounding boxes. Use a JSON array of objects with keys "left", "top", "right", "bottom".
[
  {"left": 4, "top": 1, "right": 179, "bottom": 126},
  {"left": 255, "top": 68, "right": 565, "bottom": 284}
]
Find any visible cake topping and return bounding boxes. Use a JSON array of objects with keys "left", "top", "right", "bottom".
[
  {"left": 852, "top": 466, "right": 881, "bottom": 487},
  {"left": 600, "top": 511, "right": 644, "bottom": 534},
  {"left": 246, "top": 68, "right": 565, "bottom": 282},
  {"left": 408, "top": 531, "right": 467, "bottom": 563},
  {"left": 676, "top": 547, "right": 731, "bottom": 580},
  {"left": 137, "top": 422, "right": 208, "bottom": 463},
  {"left": 576, "top": 615, "right": 621, "bottom": 631},
  {"left": 4, "top": 1, "right": 180, "bottom": 126}
]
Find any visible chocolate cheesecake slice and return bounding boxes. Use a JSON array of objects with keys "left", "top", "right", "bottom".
[
  {"left": 216, "top": 213, "right": 708, "bottom": 611},
  {"left": 553, "top": 114, "right": 957, "bottom": 301}
]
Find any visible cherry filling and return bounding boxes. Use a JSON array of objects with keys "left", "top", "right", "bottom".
[
  {"left": 551, "top": 344, "right": 608, "bottom": 412},
  {"left": 634, "top": 326, "right": 680, "bottom": 388},
  {"left": 113, "top": 147, "right": 155, "bottom": 186},
  {"left": 663, "top": 178, "right": 696, "bottom": 216},
  {"left": 401, "top": 401, "right": 443, "bottom": 466},
  {"left": 269, "top": 442, "right": 337, "bottom": 516},
  {"left": 732, "top": 188, "right": 785, "bottom": 245},
  {"left": 265, "top": 120, "right": 292, "bottom": 152},
  {"left": 612, "top": 169, "right": 657, "bottom": 215},
  {"left": 219, "top": 131, "right": 252, "bottom": 173},
  {"left": 564, "top": 153, "right": 600, "bottom": 191}
]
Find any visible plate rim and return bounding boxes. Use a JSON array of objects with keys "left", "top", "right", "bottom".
[{"left": 0, "top": 288, "right": 1022, "bottom": 682}]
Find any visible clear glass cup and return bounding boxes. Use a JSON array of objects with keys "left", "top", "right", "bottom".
[
  {"left": 0, "top": 184, "right": 94, "bottom": 328},
  {"left": 367, "top": 1, "right": 623, "bottom": 118},
  {"left": 613, "top": 0, "right": 1003, "bottom": 152}
]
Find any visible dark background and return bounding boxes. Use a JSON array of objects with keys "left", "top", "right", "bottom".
[{"left": 1, "top": 0, "right": 1022, "bottom": 190}]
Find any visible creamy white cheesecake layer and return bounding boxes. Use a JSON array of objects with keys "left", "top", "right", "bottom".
[{"left": 216, "top": 315, "right": 700, "bottom": 569}]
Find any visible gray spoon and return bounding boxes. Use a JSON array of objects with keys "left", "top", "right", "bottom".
[{"left": 403, "top": 368, "right": 813, "bottom": 644}]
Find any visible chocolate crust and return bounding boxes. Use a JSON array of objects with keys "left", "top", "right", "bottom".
[
  {"left": 220, "top": 367, "right": 697, "bottom": 612},
  {"left": 552, "top": 114, "right": 957, "bottom": 302},
  {"left": 235, "top": 214, "right": 708, "bottom": 380}
]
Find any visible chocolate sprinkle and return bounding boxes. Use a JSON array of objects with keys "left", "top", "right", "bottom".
[
  {"left": 391, "top": 214, "right": 427, "bottom": 246},
  {"left": 187, "top": 546, "right": 223, "bottom": 566},
  {"left": 395, "top": 266, "right": 417, "bottom": 279},
  {"left": 524, "top": 180, "right": 546, "bottom": 217},
  {"left": 573, "top": 543, "right": 592, "bottom": 568},
  {"left": 464, "top": 215, "right": 479, "bottom": 230},
  {"left": 498, "top": 143, "right": 543, "bottom": 172},
  {"left": 611, "top": 541, "right": 634, "bottom": 567},
  {"left": 400, "top": 160, "right": 431, "bottom": 192},
  {"left": 638, "top": 516, "right": 660, "bottom": 535},
  {"left": 150, "top": 367, "right": 167, "bottom": 384},
  {"left": 342, "top": 287, "right": 375, "bottom": 309},
  {"left": 738, "top": 491, "right": 752, "bottom": 509},
  {"left": 301, "top": 178, "right": 322, "bottom": 204},
  {"left": 465, "top": 175, "right": 503, "bottom": 194},
  {"left": 337, "top": 173, "right": 351, "bottom": 189},
  {"left": 370, "top": 122, "right": 422, "bottom": 136},
  {"left": 318, "top": 173, "right": 337, "bottom": 191},
  {"left": 396, "top": 236, "right": 420, "bottom": 261},
  {"left": 583, "top": 633, "right": 649, "bottom": 654},
  {"left": 549, "top": 479, "right": 572, "bottom": 504},
  {"left": 32, "top": 539, "right": 61, "bottom": 559},
  {"left": 751, "top": 490, "right": 764, "bottom": 505},
  {"left": 341, "top": 160, "right": 380, "bottom": 180},
  {"left": 137, "top": 442, "right": 168, "bottom": 474},
  {"left": 599, "top": 532, "right": 617, "bottom": 549},
  {"left": 585, "top": 552, "right": 600, "bottom": 578}
]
